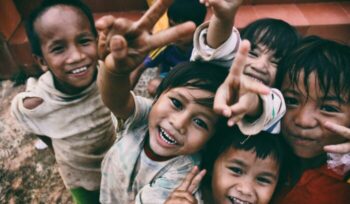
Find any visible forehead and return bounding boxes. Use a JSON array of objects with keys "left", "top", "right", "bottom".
[
  {"left": 220, "top": 148, "right": 279, "bottom": 171},
  {"left": 282, "top": 70, "right": 348, "bottom": 101},
  {"left": 34, "top": 5, "right": 90, "bottom": 39}
]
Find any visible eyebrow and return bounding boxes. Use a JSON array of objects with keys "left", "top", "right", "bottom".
[
  {"left": 229, "top": 159, "right": 247, "bottom": 168},
  {"left": 322, "top": 95, "right": 346, "bottom": 104}
]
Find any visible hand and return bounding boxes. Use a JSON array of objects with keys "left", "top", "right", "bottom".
[
  {"left": 165, "top": 166, "right": 206, "bottom": 204},
  {"left": 95, "top": 0, "right": 196, "bottom": 74},
  {"left": 323, "top": 122, "right": 350, "bottom": 154},
  {"left": 200, "top": 0, "right": 243, "bottom": 22},
  {"left": 214, "top": 40, "right": 270, "bottom": 126}
]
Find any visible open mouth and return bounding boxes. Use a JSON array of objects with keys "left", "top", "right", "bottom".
[
  {"left": 69, "top": 66, "right": 88, "bottom": 75},
  {"left": 159, "top": 127, "right": 178, "bottom": 145},
  {"left": 228, "top": 196, "right": 252, "bottom": 204},
  {"left": 243, "top": 72, "right": 267, "bottom": 85}
]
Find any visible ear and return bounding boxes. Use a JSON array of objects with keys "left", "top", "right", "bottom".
[{"left": 33, "top": 54, "right": 48, "bottom": 72}]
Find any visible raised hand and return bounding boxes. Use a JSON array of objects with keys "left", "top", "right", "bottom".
[
  {"left": 214, "top": 40, "right": 270, "bottom": 126},
  {"left": 324, "top": 122, "right": 350, "bottom": 154},
  {"left": 165, "top": 166, "right": 206, "bottom": 204},
  {"left": 96, "top": 0, "right": 196, "bottom": 74},
  {"left": 200, "top": 0, "right": 243, "bottom": 22}
]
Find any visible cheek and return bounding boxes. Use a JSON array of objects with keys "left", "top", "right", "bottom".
[{"left": 257, "top": 185, "right": 276, "bottom": 204}]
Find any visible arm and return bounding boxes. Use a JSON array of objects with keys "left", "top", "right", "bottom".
[
  {"left": 95, "top": 0, "right": 196, "bottom": 119},
  {"left": 201, "top": 0, "right": 243, "bottom": 48}
]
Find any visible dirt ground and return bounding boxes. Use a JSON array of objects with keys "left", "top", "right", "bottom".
[{"left": 0, "top": 69, "right": 157, "bottom": 203}]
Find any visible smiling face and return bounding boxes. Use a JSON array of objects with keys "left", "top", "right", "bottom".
[
  {"left": 34, "top": 5, "right": 97, "bottom": 94},
  {"left": 147, "top": 87, "right": 218, "bottom": 159},
  {"left": 243, "top": 44, "right": 278, "bottom": 87},
  {"left": 281, "top": 71, "right": 350, "bottom": 158},
  {"left": 211, "top": 148, "right": 279, "bottom": 204}
]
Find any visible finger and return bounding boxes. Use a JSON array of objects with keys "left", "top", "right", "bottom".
[
  {"left": 227, "top": 114, "right": 244, "bottom": 127},
  {"left": 169, "top": 191, "right": 198, "bottom": 204},
  {"left": 95, "top": 15, "right": 116, "bottom": 32},
  {"left": 98, "top": 32, "right": 108, "bottom": 59},
  {"left": 324, "top": 122, "right": 350, "bottom": 140},
  {"left": 136, "top": 0, "right": 174, "bottom": 30},
  {"left": 106, "top": 18, "right": 134, "bottom": 45},
  {"left": 104, "top": 35, "right": 128, "bottom": 70},
  {"left": 214, "top": 84, "right": 234, "bottom": 118},
  {"left": 177, "top": 166, "right": 200, "bottom": 191},
  {"left": 187, "top": 169, "right": 206, "bottom": 193},
  {"left": 145, "top": 22, "right": 196, "bottom": 52},
  {"left": 229, "top": 40, "right": 250, "bottom": 80},
  {"left": 241, "top": 75, "right": 270, "bottom": 95},
  {"left": 324, "top": 143, "right": 350, "bottom": 154}
]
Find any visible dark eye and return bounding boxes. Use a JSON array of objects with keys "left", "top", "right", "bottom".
[
  {"left": 248, "top": 50, "right": 258, "bottom": 58},
  {"left": 257, "top": 176, "right": 273, "bottom": 185},
  {"left": 229, "top": 166, "right": 243, "bottom": 176},
  {"left": 270, "top": 58, "right": 279, "bottom": 66},
  {"left": 320, "top": 105, "right": 340, "bottom": 113},
  {"left": 284, "top": 96, "right": 298, "bottom": 107},
  {"left": 79, "top": 37, "right": 93, "bottom": 46},
  {"left": 50, "top": 46, "right": 64, "bottom": 54},
  {"left": 170, "top": 98, "right": 182, "bottom": 110},
  {"left": 193, "top": 118, "right": 208, "bottom": 130}
]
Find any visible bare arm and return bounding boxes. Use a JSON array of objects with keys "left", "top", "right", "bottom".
[{"left": 201, "top": 0, "right": 243, "bottom": 48}]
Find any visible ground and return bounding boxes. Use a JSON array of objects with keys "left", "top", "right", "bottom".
[{"left": 0, "top": 68, "right": 157, "bottom": 203}]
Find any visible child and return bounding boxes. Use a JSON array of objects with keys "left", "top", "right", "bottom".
[
  {"left": 130, "top": 0, "right": 207, "bottom": 96},
  {"left": 166, "top": 126, "right": 291, "bottom": 204},
  {"left": 10, "top": 0, "right": 115, "bottom": 203},
  {"left": 274, "top": 36, "right": 350, "bottom": 203}
]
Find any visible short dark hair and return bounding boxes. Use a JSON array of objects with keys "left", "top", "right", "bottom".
[
  {"left": 241, "top": 18, "right": 300, "bottom": 62},
  {"left": 25, "top": 0, "right": 97, "bottom": 56},
  {"left": 155, "top": 61, "right": 228, "bottom": 108},
  {"left": 167, "top": 0, "right": 207, "bottom": 26},
  {"left": 202, "top": 126, "right": 292, "bottom": 196},
  {"left": 276, "top": 36, "right": 350, "bottom": 102}
]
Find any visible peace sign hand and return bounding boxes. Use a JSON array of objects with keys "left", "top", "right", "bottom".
[
  {"left": 165, "top": 166, "right": 206, "bottom": 204},
  {"left": 95, "top": 0, "right": 196, "bottom": 75},
  {"left": 214, "top": 40, "right": 271, "bottom": 126}
]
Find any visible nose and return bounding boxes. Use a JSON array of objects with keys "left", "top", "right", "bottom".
[
  {"left": 66, "top": 45, "right": 85, "bottom": 64},
  {"left": 170, "top": 111, "right": 189, "bottom": 135},
  {"left": 294, "top": 104, "right": 317, "bottom": 128},
  {"left": 251, "top": 56, "right": 269, "bottom": 74},
  {"left": 235, "top": 180, "right": 254, "bottom": 199}
]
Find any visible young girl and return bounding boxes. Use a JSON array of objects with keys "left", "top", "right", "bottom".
[
  {"left": 10, "top": 0, "right": 115, "bottom": 203},
  {"left": 166, "top": 126, "right": 291, "bottom": 204}
]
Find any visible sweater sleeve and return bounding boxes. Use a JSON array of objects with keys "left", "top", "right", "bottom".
[
  {"left": 237, "top": 88, "right": 286, "bottom": 135},
  {"left": 190, "top": 21, "right": 240, "bottom": 68}
]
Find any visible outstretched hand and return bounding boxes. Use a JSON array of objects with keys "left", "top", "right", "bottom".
[
  {"left": 165, "top": 166, "right": 206, "bottom": 204},
  {"left": 214, "top": 40, "right": 270, "bottom": 126},
  {"left": 95, "top": 0, "right": 196, "bottom": 74},
  {"left": 324, "top": 122, "right": 350, "bottom": 154},
  {"left": 200, "top": 0, "right": 243, "bottom": 22}
]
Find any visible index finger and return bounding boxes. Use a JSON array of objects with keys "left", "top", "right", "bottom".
[
  {"left": 229, "top": 40, "right": 250, "bottom": 81},
  {"left": 324, "top": 121, "right": 350, "bottom": 140},
  {"left": 136, "top": 0, "right": 174, "bottom": 30}
]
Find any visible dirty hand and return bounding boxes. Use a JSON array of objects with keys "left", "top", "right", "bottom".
[
  {"left": 164, "top": 166, "right": 206, "bottom": 204},
  {"left": 95, "top": 0, "right": 196, "bottom": 74},
  {"left": 214, "top": 40, "right": 270, "bottom": 126}
]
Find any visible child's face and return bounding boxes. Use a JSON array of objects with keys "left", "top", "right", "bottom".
[
  {"left": 35, "top": 6, "right": 98, "bottom": 93},
  {"left": 148, "top": 87, "right": 218, "bottom": 158},
  {"left": 281, "top": 71, "right": 350, "bottom": 158},
  {"left": 211, "top": 148, "right": 279, "bottom": 204},
  {"left": 244, "top": 44, "right": 278, "bottom": 86}
]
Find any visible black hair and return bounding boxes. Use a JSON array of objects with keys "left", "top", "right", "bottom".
[
  {"left": 25, "top": 0, "right": 97, "bottom": 57},
  {"left": 276, "top": 36, "right": 350, "bottom": 102},
  {"left": 155, "top": 61, "right": 228, "bottom": 108},
  {"left": 202, "top": 126, "right": 293, "bottom": 196},
  {"left": 167, "top": 0, "right": 207, "bottom": 26},
  {"left": 241, "top": 18, "right": 300, "bottom": 62}
]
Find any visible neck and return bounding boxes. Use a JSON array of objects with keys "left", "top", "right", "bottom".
[
  {"left": 299, "top": 154, "right": 327, "bottom": 170},
  {"left": 144, "top": 133, "right": 175, "bottom": 162}
]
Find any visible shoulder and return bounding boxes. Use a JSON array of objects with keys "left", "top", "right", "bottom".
[{"left": 23, "top": 97, "right": 44, "bottom": 109}]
